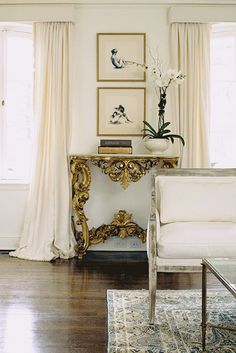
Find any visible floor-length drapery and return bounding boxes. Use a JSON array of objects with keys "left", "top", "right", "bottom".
[
  {"left": 170, "top": 23, "right": 211, "bottom": 168},
  {"left": 10, "top": 22, "right": 76, "bottom": 261}
]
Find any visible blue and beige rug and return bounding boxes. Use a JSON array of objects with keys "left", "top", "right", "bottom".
[{"left": 107, "top": 289, "right": 236, "bottom": 353}]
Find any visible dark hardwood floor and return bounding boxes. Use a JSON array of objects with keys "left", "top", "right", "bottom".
[{"left": 0, "top": 251, "right": 221, "bottom": 353}]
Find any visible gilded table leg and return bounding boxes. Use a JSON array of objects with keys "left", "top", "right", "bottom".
[
  {"left": 202, "top": 263, "right": 207, "bottom": 352},
  {"left": 70, "top": 158, "right": 91, "bottom": 258}
]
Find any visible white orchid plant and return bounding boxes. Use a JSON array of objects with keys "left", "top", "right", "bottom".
[
  {"left": 143, "top": 64, "right": 185, "bottom": 146},
  {"left": 112, "top": 52, "right": 186, "bottom": 145},
  {"left": 131, "top": 53, "right": 184, "bottom": 146}
]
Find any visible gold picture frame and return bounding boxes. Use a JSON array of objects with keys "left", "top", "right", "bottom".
[
  {"left": 97, "top": 33, "right": 146, "bottom": 82},
  {"left": 97, "top": 87, "right": 146, "bottom": 136}
]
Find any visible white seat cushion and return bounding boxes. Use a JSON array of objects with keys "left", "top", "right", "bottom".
[{"left": 158, "top": 222, "right": 236, "bottom": 258}]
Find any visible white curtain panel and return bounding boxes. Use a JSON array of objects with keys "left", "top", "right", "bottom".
[
  {"left": 10, "top": 22, "right": 76, "bottom": 261},
  {"left": 170, "top": 23, "right": 211, "bottom": 168}
]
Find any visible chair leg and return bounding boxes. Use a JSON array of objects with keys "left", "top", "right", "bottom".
[
  {"left": 149, "top": 262, "right": 157, "bottom": 325},
  {"left": 148, "top": 221, "right": 157, "bottom": 325}
]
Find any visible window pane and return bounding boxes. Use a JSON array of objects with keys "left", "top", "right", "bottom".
[
  {"left": 3, "top": 33, "right": 33, "bottom": 180},
  {"left": 210, "top": 25, "right": 236, "bottom": 167}
]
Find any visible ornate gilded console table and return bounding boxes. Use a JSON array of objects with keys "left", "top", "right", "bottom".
[{"left": 70, "top": 154, "right": 178, "bottom": 258}]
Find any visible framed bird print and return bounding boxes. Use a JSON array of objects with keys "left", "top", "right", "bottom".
[
  {"left": 97, "top": 33, "right": 146, "bottom": 82},
  {"left": 97, "top": 87, "right": 146, "bottom": 136}
]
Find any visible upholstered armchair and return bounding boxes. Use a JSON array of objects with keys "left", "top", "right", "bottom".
[{"left": 147, "top": 168, "right": 236, "bottom": 324}]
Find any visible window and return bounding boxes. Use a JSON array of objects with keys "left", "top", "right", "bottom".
[
  {"left": 210, "top": 23, "right": 236, "bottom": 167},
  {"left": 0, "top": 23, "right": 33, "bottom": 181}
]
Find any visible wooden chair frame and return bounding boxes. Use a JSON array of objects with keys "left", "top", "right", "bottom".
[{"left": 148, "top": 167, "right": 236, "bottom": 325}]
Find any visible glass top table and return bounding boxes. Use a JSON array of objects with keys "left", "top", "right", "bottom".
[
  {"left": 203, "top": 258, "right": 236, "bottom": 297},
  {"left": 201, "top": 258, "right": 236, "bottom": 352}
]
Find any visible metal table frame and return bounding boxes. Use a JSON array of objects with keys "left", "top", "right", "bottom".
[{"left": 202, "top": 258, "right": 236, "bottom": 352}]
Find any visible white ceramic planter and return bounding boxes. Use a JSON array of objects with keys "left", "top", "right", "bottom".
[{"left": 144, "top": 139, "right": 170, "bottom": 154}]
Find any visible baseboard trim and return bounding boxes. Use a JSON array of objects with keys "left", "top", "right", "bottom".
[{"left": 0, "top": 236, "right": 19, "bottom": 250}]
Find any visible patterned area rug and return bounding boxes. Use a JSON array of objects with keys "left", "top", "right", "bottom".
[{"left": 107, "top": 289, "right": 236, "bottom": 353}]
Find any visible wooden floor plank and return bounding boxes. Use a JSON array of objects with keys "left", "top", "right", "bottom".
[{"left": 0, "top": 252, "right": 221, "bottom": 353}]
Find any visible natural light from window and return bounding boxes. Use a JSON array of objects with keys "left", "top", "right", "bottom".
[
  {"left": 210, "top": 23, "right": 236, "bottom": 167},
  {"left": 0, "top": 23, "right": 33, "bottom": 181}
]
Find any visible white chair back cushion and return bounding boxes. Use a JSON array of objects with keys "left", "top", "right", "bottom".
[{"left": 155, "top": 176, "right": 236, "bottom": 223}]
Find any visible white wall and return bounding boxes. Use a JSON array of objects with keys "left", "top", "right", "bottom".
[
  {"left": 0, "top": 184, "right": 28, "bottom": 249},
  {"left": 71, "top": 4, "right": 171, "bottom": 250},
  {"left": 0, "top": 0, "right": 235, "bottom": 250},
  {"left": 71, "top": 5, "right": 170, "bottom": 153}
]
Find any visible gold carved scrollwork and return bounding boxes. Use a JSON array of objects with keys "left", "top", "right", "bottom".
[
  {"left": 91, "top": 158, "right": 166, "bottom": 189},
  {"left": 70, "top": 157, "right": 91, "bottom": 258},
  {"left": 162, "top": 159, "right": 179, "bottom": 169},
  {"left": 70, "top": 155, "right": 178, "bottom": 258},
  {"left": 83, "top": 210, "right": 146, "bottom": 245}
]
